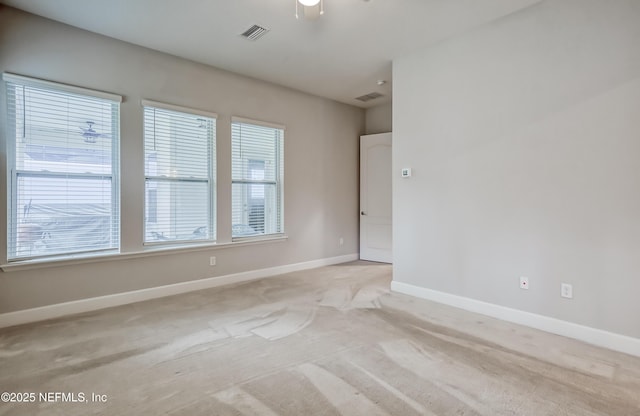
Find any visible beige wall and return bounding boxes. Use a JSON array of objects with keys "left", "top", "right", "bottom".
[
  {"left": 365, "top": 102, "right": 392, "bottom": 134},
  {"left": 0, "top": 7, "right": 364, "bottom": 313},
  {"left": 393, "top": 0, "right": 640, "bottom": 338}
]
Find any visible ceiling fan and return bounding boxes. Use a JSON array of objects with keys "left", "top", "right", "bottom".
[
  {"left": 296, "top": 0, "right": 324, "bottom": 20},
  {"left": 79, "top": 121, "right": 110, "bottom": 143}
]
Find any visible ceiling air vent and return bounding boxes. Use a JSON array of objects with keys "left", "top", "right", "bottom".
[
  {"left": 355, "top": 92, "right": 384, "bottom": 102},
  {"left": 240, "top": 24, "right": 270, "bottom": 41}
]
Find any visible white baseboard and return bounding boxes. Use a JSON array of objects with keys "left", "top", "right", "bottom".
[
  {"left": 0, "top": 253, "right": 359, "bottom": 329},
  {"left": 391, "top": 280, "right": 640, "bottom": 358}
]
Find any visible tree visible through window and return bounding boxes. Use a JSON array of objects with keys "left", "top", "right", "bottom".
[{"left": 4, "top": 74, "right": 121, "bottom": 260}]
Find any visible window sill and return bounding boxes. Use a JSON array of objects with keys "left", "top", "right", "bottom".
[
  {"left": 232, "top": 233, "right": 287, "bottom": 243},
  {"left": 0, "top": 234, "right": 288, "bottom": 272}
]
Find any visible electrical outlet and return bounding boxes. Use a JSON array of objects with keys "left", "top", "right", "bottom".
[
  {"left": 339, "top": 237, "right": 344, "bottom": 246},
  {"left": 209, "top": 256, "right": 216, "bottom": 266},
  {"left": 519, "top": 276, "right": 529, "bottom": 290},
  {"left": 561, "top": 283, "right": 573, "bottom": 299}
]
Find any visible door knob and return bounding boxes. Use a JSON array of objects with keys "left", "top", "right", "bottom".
[{"left": 361, "top": 211, "right": 367, "bottom": 216}]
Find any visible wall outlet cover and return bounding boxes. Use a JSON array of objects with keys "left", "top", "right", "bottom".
[{"left": 561, "top": 283, "right": 573, "bottom": 299}]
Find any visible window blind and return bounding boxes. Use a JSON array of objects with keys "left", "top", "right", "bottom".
[
  {"left": 231, "top": 118, "right": 284, "bottom": 238},
  {"left": 4, "top": 75, "right": 120, "bottom": 260},
  {"left": 143, "top": 103, "right": 216, "bottom": 243}
]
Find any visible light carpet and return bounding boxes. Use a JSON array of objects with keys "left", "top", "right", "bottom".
[{"left": 1, "top": 261, "right": 639, "bottom": 415}]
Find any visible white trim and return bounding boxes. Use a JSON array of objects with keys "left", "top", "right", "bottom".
[
  {"left": 390, "top": 281, "right": 640, "bottom": 358},
  {"left": 141, "top": 99, "right": 218, "bottom": 119},
  {"left": 0, "top": 254, "right": 358, "bottom": 329},
  {"left": 1, "top": 235, "right": 289, "bottom": 272},
  {"left": 232, "top": 233, "right": 286, "bottom": 243},
  {"left": 231, "top": 116, "right": 286, "bottom": 131},
  {"left": 3, "top": 72, "right": 122, "bottom": 102}
]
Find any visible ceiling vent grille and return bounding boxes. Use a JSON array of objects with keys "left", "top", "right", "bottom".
[
  {"left": 355, "top": 92, "right": 384, "bottom": 102},
  {"left": 240, "top": 25, "right": 270, "bottom": 41}
]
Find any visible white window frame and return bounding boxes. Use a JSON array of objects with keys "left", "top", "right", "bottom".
[
  {"left": 231, "top": 116, "right": 285, "bottom": 241},
  {"left": 3, "top": 73, "right": 121, "bottom": 261},
  {"left": 142, "top": 99, "right": 217, "bottom": 245}
]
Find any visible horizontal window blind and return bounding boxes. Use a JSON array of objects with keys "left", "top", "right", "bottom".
[
  {"left": 143, "top": 104, "right": 216, "bottom": 243},
  {"left": 4, "top": 76, "right": 120, "bottom": 260},
  {"left": 231, "top": 119, "right": 284, "bottom": 238}
]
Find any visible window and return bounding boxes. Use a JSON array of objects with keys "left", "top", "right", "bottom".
[
  {"left": 231, "top": 117, "right": 284, "bottom": 238},
  {"left": 4, "top": 73, "right": 121, "bottom": 260},
  {"left": 143, "top": 101, "right": 216, "bottom": 244}
]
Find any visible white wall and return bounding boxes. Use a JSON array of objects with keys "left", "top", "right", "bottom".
[
  {"left": 0, "top": 7, "right": 363, "bottom": 313},
  {"left": 365, "top": 102, "right": 392, "bottom": 135},
  {"left": 393, "top": 0, "right": 640, "bottom": 339}
]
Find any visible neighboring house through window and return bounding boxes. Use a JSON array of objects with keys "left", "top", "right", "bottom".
[
  {"left": 143, "top": 101, "right": 216, "bottom": 244},
  {"left": 4, "top": 73, "right": 121, "bottom": 260},
  {"left": 231, "top": 117, "right": 284, "bottom": 238}
]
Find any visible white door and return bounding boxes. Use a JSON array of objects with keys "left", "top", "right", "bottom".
[{"left": 360, "top": 132, "right": 392, "bottom": 263}]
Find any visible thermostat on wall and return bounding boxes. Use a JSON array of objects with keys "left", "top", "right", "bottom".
[{"left": 401, "top": 168, "right": 412, "bottom": 178}]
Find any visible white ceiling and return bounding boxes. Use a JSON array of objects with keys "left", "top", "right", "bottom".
[{"left": 1, "top": 0, "right": 541, "bottom": 108}]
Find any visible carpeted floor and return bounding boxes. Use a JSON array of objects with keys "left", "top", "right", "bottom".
[{"left": 1, "top": 261, "right": 639, "bottom": 415}]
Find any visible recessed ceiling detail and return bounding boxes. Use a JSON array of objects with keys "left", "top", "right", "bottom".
[
  {"left": 240, "top": 24, "right": 270, "bottom": 41},
  {"left": 355, "top": 92, "right": 384, "bottom": 102}
]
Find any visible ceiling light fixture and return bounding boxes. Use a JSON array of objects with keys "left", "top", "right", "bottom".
[{"left": 296, "top": 0, "right": 324, "bottom": 20}]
